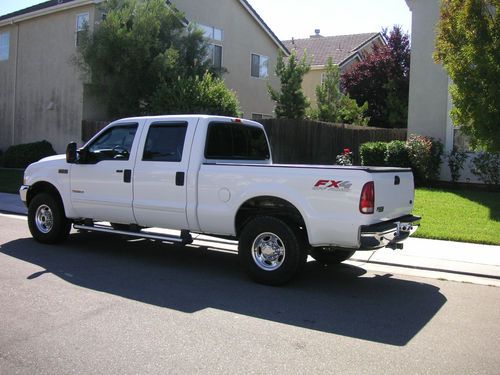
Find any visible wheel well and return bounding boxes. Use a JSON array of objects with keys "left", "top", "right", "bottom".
[
  {"left": 235, "top": 196, "right": 307, "bottom": 237},
  {"left": 27, "top": 182, "right": 63, "bottom": 208}
]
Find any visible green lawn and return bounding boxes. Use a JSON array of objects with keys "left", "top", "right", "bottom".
[
  {"left": 413, "top": 188, "right": 500, "bottom": 245},
  {"left": 0, "top": 168, "right": 24, "bottom": 194}
]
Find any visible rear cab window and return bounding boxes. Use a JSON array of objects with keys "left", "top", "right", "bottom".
[{"left": 205, "top": 122, "right": 270, "bottom": 161}]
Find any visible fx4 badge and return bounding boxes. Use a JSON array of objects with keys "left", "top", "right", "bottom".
[{"left": 313, "top": 179, "right": 352, "bottom": 192}]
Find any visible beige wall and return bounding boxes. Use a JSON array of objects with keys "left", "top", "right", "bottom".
[
  {"left": 174, "top": 0, "right": 280, "bottom": 118},
  {"left": 0, "top": 0, "right": 281, "bottom": 153},
  {"left": 0, "top": 4, "right": 96, "bottom": 153},
  {"left": 406, "top": 0, "right": 449, "bottom": 143}
]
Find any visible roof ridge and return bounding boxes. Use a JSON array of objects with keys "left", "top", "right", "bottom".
[{"left": 283, "top": 31, "right": 379, "bottom": 43}]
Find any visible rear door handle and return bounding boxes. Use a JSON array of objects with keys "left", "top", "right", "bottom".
[{"left": 175, "top": 172, "right": 185, "bottom": 186}]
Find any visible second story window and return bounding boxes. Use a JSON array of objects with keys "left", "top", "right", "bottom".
[
  {"left": 0, "top": 32, "right": 9, "bottom": 61},
  {"left": 199, "top": 24, "right": 223, "bottom": 42},
  {"left": 251, "top": 54, "right": 268, "bottom": 79},
  {"left": 76, "top": 12, "right": 89, "bottom": 47},
  {"left": 207, "top": 44, "right": 222, "bottom": 71}
]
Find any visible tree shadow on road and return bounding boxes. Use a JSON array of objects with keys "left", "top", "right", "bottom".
[{"left": 1, "top": 231, "right": 447, "bottom": 346}]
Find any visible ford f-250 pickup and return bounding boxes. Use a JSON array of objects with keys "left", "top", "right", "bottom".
[{"left": 20, "top": 115, "right": 419, "bottom": 285}]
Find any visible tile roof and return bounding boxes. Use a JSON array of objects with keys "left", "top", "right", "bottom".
[{"left": 283, "top": 32, "right": 381, "bottom": 67}]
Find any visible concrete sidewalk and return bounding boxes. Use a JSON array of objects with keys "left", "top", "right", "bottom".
[{"left": 1, "top": 191, "right": 498, "bottom": 285}]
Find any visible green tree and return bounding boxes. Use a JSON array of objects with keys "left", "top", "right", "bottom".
[
  {"left": 434, "top": 0, "right": 500, "bottom": 151},
  {"left": 76, "top": 0, "right": 239, "bottom": 118},
  {"left": 341, "top": 26, "right": 411, "bottom": 128},
  {"left": 311, "top": 58, "right": 369, "bottom": 125},
  {"left": 268, "top": 50, "right": 310, "bottom": 119}
]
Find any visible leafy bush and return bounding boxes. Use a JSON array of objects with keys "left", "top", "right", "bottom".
[
  {"left": 406, "top": 135, "right": 443, "bottom": 183},
  {"left": 359, "top": 142, "right": 387, "bottom": 166},
  {"left": 447, "top": 147, "right": 468, "bottom": 183},
  {"left": 3, "top": 140, "right": 56, "bottom": 169},
  {"left": 386, "top": 140, "right": 410, "bottom": 167},
  {"left": 471, "top": 152, "right": 500, "bottom": 186},
  {"left": 335, "top": 148, "right": 353, "bottom": 166}
]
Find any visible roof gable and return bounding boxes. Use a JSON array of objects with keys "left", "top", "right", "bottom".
[
  {"left": 1, "top": 0, "right": 289, "bottom": 54},
  {"left": 283, "top": 32, "right": 383, "bottom": 67}
]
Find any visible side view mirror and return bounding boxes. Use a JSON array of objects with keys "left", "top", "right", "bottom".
[{"left": 66, "top": 142, "right": 77, "bottom": 164}]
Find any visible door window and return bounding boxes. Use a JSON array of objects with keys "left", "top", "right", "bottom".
[
  {"left": 86, "top": 124, "right": 138, "bottom": 162},
  {"left": 142, "top": 122, "right": 188, "bottom": 162}
]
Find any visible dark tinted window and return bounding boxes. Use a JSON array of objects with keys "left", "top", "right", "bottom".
[
  {"left": 205, "top": 122, "right": 270, "bottom": 160},
  {"left": 87, "top": 124, "right": 138, "bottom": 161},
  {"left": 143, "top": 122, "right": 187, "bottom": 162}
]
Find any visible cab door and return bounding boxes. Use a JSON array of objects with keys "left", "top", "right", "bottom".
[
  {"left": 132, "top": 118, "right": 197, "bottom": 229},
  {"left": 70, "top": 122, "right": 140, "bottom": 223}
]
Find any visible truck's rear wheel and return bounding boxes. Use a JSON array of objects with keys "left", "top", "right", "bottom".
[
  {"left": 28, "top": 193, "right": 71, "bottom": 244},
  {"left": 310, "top": 247, "right": 356, "bottom": 265},
  {"left": 239, "top": 216, "right": 307, "bottom": 285}
]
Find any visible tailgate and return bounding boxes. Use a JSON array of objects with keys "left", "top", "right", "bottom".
[{"left": 371, "top": 169, "right": 415, "bottom": 221}]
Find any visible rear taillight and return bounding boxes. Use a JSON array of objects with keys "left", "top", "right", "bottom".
[{"left": 359, "top": 181, "right": 375, "bottom": 214}]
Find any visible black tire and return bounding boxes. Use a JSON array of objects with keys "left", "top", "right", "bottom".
[
  {"left": 310, "top": 247, "right": 356, "bottom": 265},
  {"left": 28, "top": 193, "right": 71, "bottom": 244},
  {"left": 238, "top": 216, "right": 307, "bottom": 286}
]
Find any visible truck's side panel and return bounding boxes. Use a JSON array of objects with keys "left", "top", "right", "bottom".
[{"left": 197, "top": 164, "right": 371, "bottom": 247}]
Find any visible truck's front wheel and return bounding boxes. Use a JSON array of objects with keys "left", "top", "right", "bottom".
[
  {"left": 239, "top": 216, "right": 307, "bottom": 285},
  {"left": 28, "top": 193, "right": 71, "bottom": 244}
]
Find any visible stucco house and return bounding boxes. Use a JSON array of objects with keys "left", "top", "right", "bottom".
[
  {"left": 405, "top": 0, "right": 478, "bottom": 182},
  {"left": 282, "top": 31, "right": 385, "bottom": 107},
  {"left": 0, "top": 0, "right": 286, "bottom": 153}
]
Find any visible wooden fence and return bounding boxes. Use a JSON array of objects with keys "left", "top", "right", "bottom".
[
  {"left": 82, "top": 118, "right": 407, "bottom": 165},
  {"left": 261, "top": 119, "right": 407, "bottom": 165}
]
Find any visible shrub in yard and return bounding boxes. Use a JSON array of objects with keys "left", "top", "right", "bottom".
[
  {"left": 386, "top": 140, "right": 410, "bottom": 167},
  {"left": 471, "top": 152, "right": 500, "bottom": 186},
  {"left": 360, "top": 142, "right": 387, "bottom": 166},
  {"left": 0, "top": 149, "right": 4, "bottom": 167},
  {"left": 447, "top": 147, "right": 468, "bottom": 183},
  {"left": 406, "top": 135, "right": 443, "bottom": 184},
  {"left": 3, "top": 140, "right": 56, "bottom": 169}
]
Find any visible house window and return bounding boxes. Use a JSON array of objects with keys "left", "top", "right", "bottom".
[
  {"left": 76, "top": 12, "right": 89, "bottom": 46},
  {"left": 0, "top": 32, "right": 9, "bottom": 61},
  {"left": 251, "top": 54, "right": 268, "bottom": 78},
  {"left": 207, "top": 44, "right": 222, "bottom": 70},
  {"left": 199, "top": 24, "right": 223, "bottom": 42}
]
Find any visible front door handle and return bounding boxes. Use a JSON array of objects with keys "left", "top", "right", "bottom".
[{"left": 124, "top": 169, "right": 132, "bottom": 183}]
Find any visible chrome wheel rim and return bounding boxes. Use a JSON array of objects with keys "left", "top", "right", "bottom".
[
  {"left": 251, "top": 232, "right": 286, "bottom": 271},
  {"left": 35, "top": 204, "right": 54, "bottom": 234}
]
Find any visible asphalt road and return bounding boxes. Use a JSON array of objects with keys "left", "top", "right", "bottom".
[{"left": 1, "top": 214, "right": 499, "bottom": 374}]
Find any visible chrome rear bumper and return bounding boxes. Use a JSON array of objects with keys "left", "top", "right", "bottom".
[{"left": 360, "top": 215, "right": 420, "bottom": 250}]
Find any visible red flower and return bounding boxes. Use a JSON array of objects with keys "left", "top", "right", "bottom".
[{"left": 343, "top": 148, "right": 350, "bottom": 154}]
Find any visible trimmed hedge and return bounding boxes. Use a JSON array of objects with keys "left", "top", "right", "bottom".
[
  {"left": 3, "top": 140, "right": 57, "bottom": 169},
  {"left": 360, "top": 137, "right": 444, "bottom": 185},
  {"left": 359, "top": 142, "right": 387, "bottom": 166},
  {"left": 386, "top": 140, "right": 410, "bottom": 168}
]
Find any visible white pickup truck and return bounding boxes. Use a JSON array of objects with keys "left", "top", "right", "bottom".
[{"left": 20, "top": 115, "right": 419, "bottom": 285}]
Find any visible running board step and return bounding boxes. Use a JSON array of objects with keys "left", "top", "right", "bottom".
[{"left": 73, "top": 223, "right": 193, "bottom": 244}]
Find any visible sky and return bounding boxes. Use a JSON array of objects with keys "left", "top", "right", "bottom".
[{"left": 0, "top": 0, "right": 412, "bottom": 39}]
